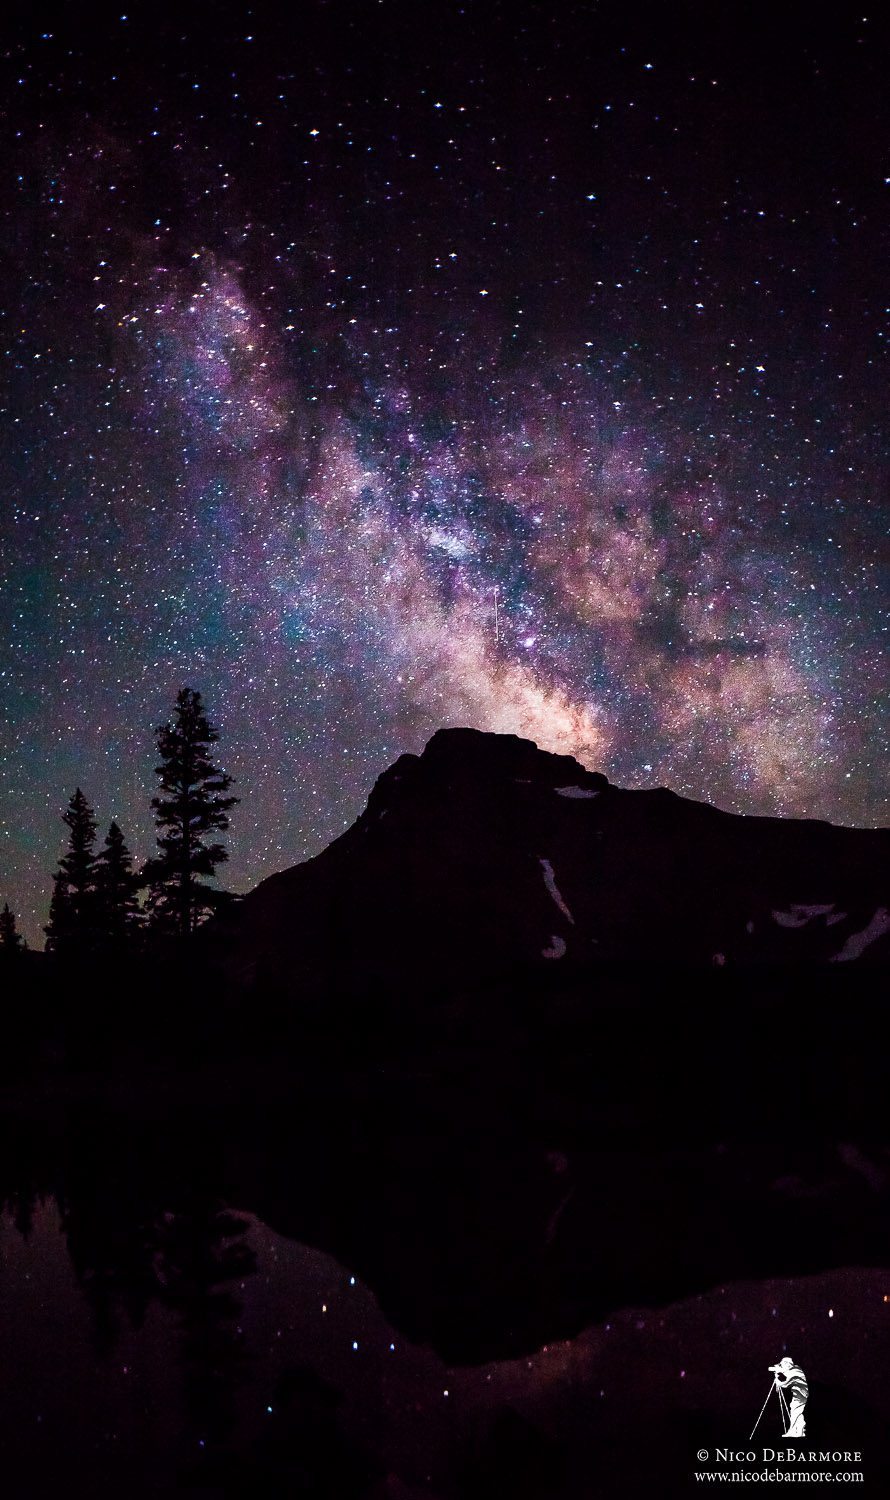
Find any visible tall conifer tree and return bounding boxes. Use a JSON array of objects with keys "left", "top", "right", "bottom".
[
  {"left": 0, "top": 903, "right": 23, "bottom": 953},
  {"left": 144, "top": 689, "right": 238, "bottom": 937},
  {"left": 45, "top": 788, "right": 99, "bottom": 953},
  {"left": 95, "top": 821, "right": 143, "bottom": 950},
  {"left": 45, "top": 870, "right": 73, "bottom": 953}
]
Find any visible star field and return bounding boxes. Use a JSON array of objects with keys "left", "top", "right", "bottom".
[{"left": 0, "top": 2, "right": 887, "bottom": 944}]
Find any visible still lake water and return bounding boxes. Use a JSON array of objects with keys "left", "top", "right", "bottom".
[
  {"left": 1, "top": 1058, "right": 887, "bottom": 1495},
  {"left": 1, "top": 1197, "right": 886, "bottom": 1496}
]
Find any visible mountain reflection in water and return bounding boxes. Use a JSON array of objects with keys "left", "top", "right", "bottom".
[
  {"left": 2, "top": 1197, "right": 887, "bottom": 1498},
  {"left": 1, "top": 1062, "right": 888, "bottom": 1496},
  {"left": 1, "top": 1197, "right": 455, "bottom": 1495}
]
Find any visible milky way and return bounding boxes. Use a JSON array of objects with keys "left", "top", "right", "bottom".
[{"left": 0, "top": 4, "right": 886, "bottom": 942}]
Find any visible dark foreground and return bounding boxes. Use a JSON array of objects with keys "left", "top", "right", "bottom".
[{"left": 0, "top": 958, "right": 887, "bottom": 1496}]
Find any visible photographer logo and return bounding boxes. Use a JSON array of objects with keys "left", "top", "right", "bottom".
[{"left": 750, "top": 1356, "right": 809, "bottom": 1440}]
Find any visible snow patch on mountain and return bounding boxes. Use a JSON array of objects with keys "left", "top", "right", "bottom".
[
  {"left": 772, "top": 904, "right": 836, "bottom": 929},
  {"left": 540, "top": 858, "right": 575, "bottom": 925},
  {"left": 830, "top": 908, "right": 890, "bottom": 963}
]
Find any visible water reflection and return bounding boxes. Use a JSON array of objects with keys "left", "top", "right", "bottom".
[
  {"left": 2, "top": 1197, "right": 431, "bottom": 1494},
  {"left": 3, "top": 1198, "right": 887, "bottom": 1498},
  {"left": 1, "top": 1065, "right": 888, "bottom": 1495}
]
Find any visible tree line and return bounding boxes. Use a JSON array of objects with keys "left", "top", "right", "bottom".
[{"left": 1, "top": 687, "right": 237, "bottom": 959}]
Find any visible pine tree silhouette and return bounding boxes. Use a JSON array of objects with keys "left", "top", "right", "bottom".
[
  {"left": 45, "top": 869, "right": 73, "bottom": 953},
  {"left": 144, "top": 689, "right": 238, "bottom": 937},
  {"left": 95, "top": 821, "right": 143, "bottom": 951},
  {"left": 0, "top": 903, "right": 23, "bottom": 952},
  {"left": 45, "top": 789, "right": 99, "bottom": 954}
]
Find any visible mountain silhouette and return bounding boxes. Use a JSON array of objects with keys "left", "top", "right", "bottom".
[{"left": 220, "top": 727, "right": 889, "bottom": 994}]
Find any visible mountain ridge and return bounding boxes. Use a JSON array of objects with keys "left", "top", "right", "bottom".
[{"left": 217, "top": 728, "right": 889, "bottom": 996}]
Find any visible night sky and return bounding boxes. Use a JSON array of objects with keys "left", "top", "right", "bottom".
[{"left": 1, "top": 2, "right": 887, "bottom": 945}]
